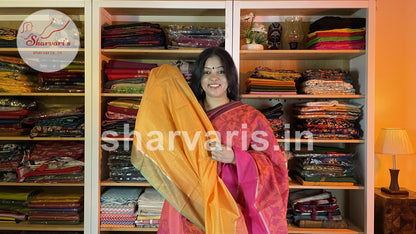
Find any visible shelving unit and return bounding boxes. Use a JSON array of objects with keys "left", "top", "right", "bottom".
[
  {"left": 0, "top": 1, "right": 375, "bottom": 233},
  {"left": 91, "top": 1, "right": 232, "bottom": 233},
  {"left": 233, "top": 1, "right": 375, "bottom": 233},
  {"left": 0, "top": 0, "right": 92, "bottom": 233}
]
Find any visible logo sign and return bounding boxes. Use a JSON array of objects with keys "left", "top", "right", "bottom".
[{"left": 17, "top": 9, "right": 80, "bottom": 73}]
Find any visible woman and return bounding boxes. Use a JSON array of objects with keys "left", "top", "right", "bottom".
[{"left": 158, "top": 47, "right": 289, "bottom": 233}]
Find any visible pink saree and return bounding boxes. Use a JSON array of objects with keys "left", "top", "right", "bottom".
[
  {"left": 131, "top": 64, "right": 288, "bottom": 234},
  {"left": 159, "top": 101, "right": 289, "bottom": 234}
]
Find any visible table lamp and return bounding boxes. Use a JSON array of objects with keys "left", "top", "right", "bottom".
[{"left": 375, "top": 128, "right": 414, "bottom": 195}]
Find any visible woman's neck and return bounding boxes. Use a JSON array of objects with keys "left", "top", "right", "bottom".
[{"left": 203, "top": 97, "right": 230, "bottom": 111}]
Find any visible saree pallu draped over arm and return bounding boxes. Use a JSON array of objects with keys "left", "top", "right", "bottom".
[{"left": 131, "top": 64, "right": 247, "bottom": 234}]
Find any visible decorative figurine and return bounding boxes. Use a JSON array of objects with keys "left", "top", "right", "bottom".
[{"left": 267, "top": 22, "right": 282, "bottom": 50}]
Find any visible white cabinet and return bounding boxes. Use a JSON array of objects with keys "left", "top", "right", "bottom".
[
  {"left": 0, "top": 1, "right": 375, "bottom": 233},
  {"left": 0, "top": 0, "right": 92, "bottom": 232},
  {"left": 233, "top": 1, "right": 375, "bottom": 233},
  {"left": 91, "top": 1, "right": 232, "bottom": 232}
]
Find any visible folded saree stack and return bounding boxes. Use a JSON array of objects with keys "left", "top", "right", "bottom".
[
  {"left": 306, "top": 16, "right": 366, "bottom": 50},
  {"left": 297, "top": 69, "right": 355, "bottom": 95},
  {"left": 287, "top": 189, "right": 348, "bottom": 228},
  {"left": 0, "top": 55, "right": 40, "bottom": 93},
  {"left": 100, "top": 187, "right": 144, "bottom": 228},
  {"left": 289, "top": 146, "right": 357, "bottom": 185},
  {"left": 259, "top": 103, "right": 285, "bottom": 139},
  {"left": 37, "top": 61, "right": 85, "bottom": 93},
  {"left": 246, "top": 66, "right": 300, "bottom": 95},
  {"left": 16, "top": 141, "right": 84, "bottom": 183},
  {"left": 172, "top": 60, "right": 194, "bottom": 83},
  {"left": 0, "top": 97, "right": 36, "bottom": 136},
  {"left": 166, "top": 24, "right": 225, "bottom": 48},
  {"left": 105, "top": 142, "right": 147, "bottom": 182},
  {"left": 102, "top": 22, "right": 166, "bottom": 49},
  {"left": 0, "top": 27, "right": 17, "bottom": 48},
  {"left": 102, "top": 98, "right": 140, "bottom": 138},
  {"left": 0, "top": 187, "right": 40, "bottom": 223},
  {"left": 0, "top": 143, "right": 31, "bottom": 182},
  {"left": 136, "top": 188, "right": 164, "bottom": 228},
  {"left": 25, "top": 104, "right": 85, "bottom": 138},
  {"left": 293, "top": 100, "right": 362, "bottom": 139},
  {"left": 104, "top": 60, "right": 157, "bottom": 94},
  {"left": 28, "top": 190, "right": 84, "bottom": 225}
]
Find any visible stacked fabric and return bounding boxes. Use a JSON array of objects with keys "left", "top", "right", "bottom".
[
  {"left": 37, "top": 61, "right": 84, "bottom": 93},
  {"left": 166, "top": 25, "right": 225, "bottom": 48},
  {"left": 0, "top": 143, "right": 31, "bottom": 182},
  {"left": 16, "top": 141, "right": 84, "bottom": 183},
  {"left": 100, "top": 187, "right": 144, "bottom": 228},
  {"left": 0, "top": 55, "right": 40, "bottom": 93},
  {"left": 297, "top": 69, "right": 355, "bottom": 95},
  {"left": 306, "top": 16, "right": 366, "bottom": 50},
  {"left": 23, "top": 104, "right": 84, "bottom": 138},
  {"left": 104, "top": 60, "right": 157, "bottom": 94},
  {"left": 290, "top": 146, "right": 356, "bottom": 185},
  {"left": 259, "top": 103, "right": 285, "bottom": 139},
  {"left": 102, "top": 22, "right": 166, "bottom": 49},
  {"left": 293, "top": 100, "right": 362, "bottom": 139},
  {"left": 246, "top": 66, "right": 300, "bottom": 95},
  {"left": 136, "top": 188, "right": 164, "bottom": 228},
  {"left": 0, "top": 187, "right": 40, "bottom": 223},
  {"left": 101, "top": 98, "right": 140, "bottom": 138},
  {"left": 105, "top": 142, "right": 147, "bottom": 182},
  {"left": 173, "top": 60, "right": 194, "bottom": 83},
  {"left": 0, "top": 97, "right": 36, "bottom": 136},
  {"left": 287, "top": 189, "right": 348, "bottom": 228},
  {"left": 28, "top": 190, "right": 84, "bottom": 225},
  {"left": 0, "top": 27, "right": 17, "bottom": 48}
]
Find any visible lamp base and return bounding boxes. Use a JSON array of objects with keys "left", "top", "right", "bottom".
[{"left": 381, "top": 187, "right": 409, "bottom": 196}]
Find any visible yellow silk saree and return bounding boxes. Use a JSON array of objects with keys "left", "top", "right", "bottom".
[{"left": 131, "top": 64, "right": 247, "bottom": 234}]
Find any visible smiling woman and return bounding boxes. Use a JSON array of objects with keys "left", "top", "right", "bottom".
[
  {"left": 151, "top": 47, "right": 289, "bottom": 234},
  {"left": 201, "top": 55, "right": 229, "bottom": 111}
]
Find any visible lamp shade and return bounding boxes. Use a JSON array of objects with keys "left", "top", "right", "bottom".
[{"left": 375, "top": 128, "right": 414, "bottom": 155}]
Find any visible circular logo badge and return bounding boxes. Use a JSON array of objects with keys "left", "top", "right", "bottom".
[{"left": 17, "top": 9, "right": 80, "bottom": 73}]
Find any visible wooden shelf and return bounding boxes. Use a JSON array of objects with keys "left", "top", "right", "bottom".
[
  {"left": 101, "top": 137, "right": 133, "bottom": 141},
  {"left": 101, "top": 180, "right": 151, "bottom": 187},
  {"left": 288, "top": 220, "right": 363, "bottom": 233},
  {"left": 101, "top": 48, "right": 204, "bottom": 60},
  {"left": 0, "top": 1, "right": 86, "bottom": 9},
  {"left": 0, "top": 182, "right": 83, "bottom": 186},
  {"left": 102, "top": 7, "right": 225, "bottom": 17},
  {"left": 241, "top": 8, "right": 362, "bottom": 17},
  {"left": 289, "top": 180, "right": 364, "bottom": 190},
  {"left": 101, "top": 93, "right": 143, "bottom": 98},
  {"left": 0, "top": 222, "right": 83, "bottom": 231},
  {"left": 276, "top": 138, "right": 364, "bottom": 144},
  {"left": 0, "top": 92, "right": 84, "bottom": 97},
  {"left": 241, "top": 94, "right": 365, "bottom": 99},
  {"left": 100, "top": 227, "right": 158, "bottom": 232},
  {"left": 0, "top": 48, "right": 85, "bottom": 57},
  {"left": 0, "top": 136, "right": 84, "bottom": 141},
  {"left": 240, "top": 50, "right": 365, "bottom": 60}
]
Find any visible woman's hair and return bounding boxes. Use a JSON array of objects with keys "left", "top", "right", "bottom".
[{"left": 190, "top": 47, "right": 240, "bottom": 101}]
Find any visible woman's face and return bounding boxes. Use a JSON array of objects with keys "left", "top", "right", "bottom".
[{"left": 201, "top": 56, "right": 229, "bottom": 100}]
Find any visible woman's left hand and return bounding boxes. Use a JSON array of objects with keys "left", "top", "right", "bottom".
[{"left": 210, "top": 143, "right": 236, "bottom": 165}]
